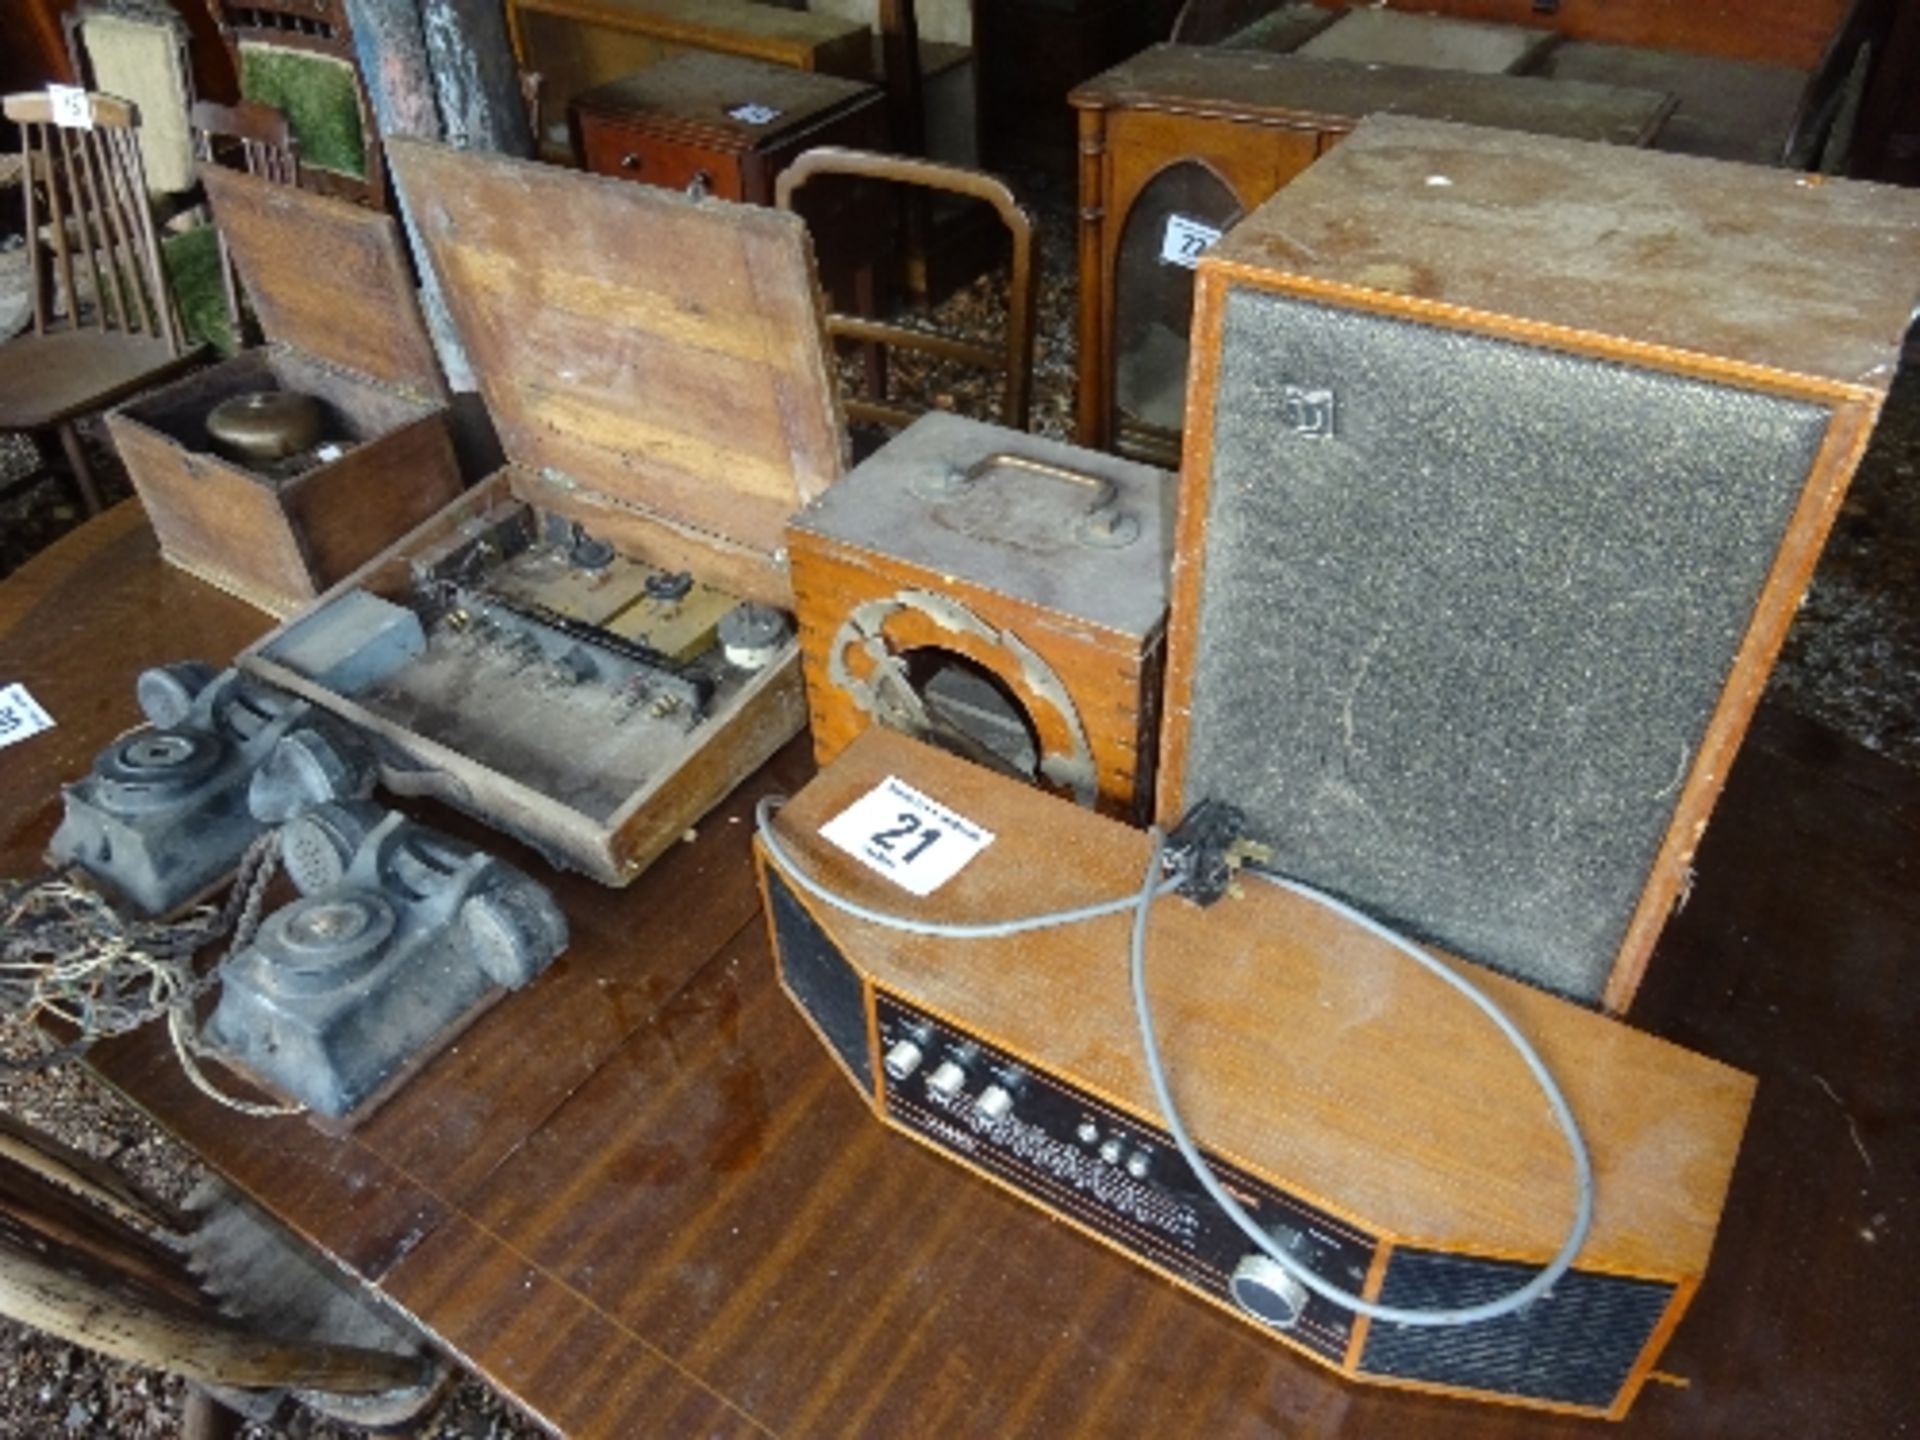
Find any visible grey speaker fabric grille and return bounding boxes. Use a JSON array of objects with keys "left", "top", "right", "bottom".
[
  {"left": 1183, "top": 288, "right": 1829, "bottom": 1000},
  {"left": 1359, "top": 1251, "right": 1673, "bottom": 1409},
  {"left": 768, "top": 871, "right": 873, "bottom": 1091}
]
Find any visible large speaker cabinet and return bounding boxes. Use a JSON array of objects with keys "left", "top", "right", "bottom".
[
  {"left": 759, "top": 727, "right": 1754, "bottom": 1420},
  {"left": 1162, "top": 116, "right": 1920, "bottom": 1011}
]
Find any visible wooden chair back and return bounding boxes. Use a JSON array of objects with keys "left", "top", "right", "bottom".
[
  {"left": 3, "top": 89, "right": 184, "bottom": 354},
  {"left": 208, "top": 0, "right": 384, "bottom": 209},
  {"left": 190, "top": 97, "right": 298, "bottom": 342},
  {"left": 777, "top": 146, "right": 1038, "bottom": 433},
  {"left": 60, "top": 1, "right": 199, "bottom": 201},
  {"left": 191, "top": 97, "right": 298, "bottom": 183}
]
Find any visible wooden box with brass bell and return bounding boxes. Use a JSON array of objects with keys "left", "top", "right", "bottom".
[
  {"left": 786, "top": 413, "right": 1173, "bottom": 822},
  {"left": 106, "top": 167, "right": 463, "bottom": 617}
]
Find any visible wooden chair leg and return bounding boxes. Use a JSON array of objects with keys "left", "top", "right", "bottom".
[
  {"left": 854, "top": 262, "right": 888, "bottom": 405},
  {"left": 55, "top": 421, "right": 103, "bottom": 516},
  {"left": 182, "top": 1387, "right": 242, "bottom": 1440}
]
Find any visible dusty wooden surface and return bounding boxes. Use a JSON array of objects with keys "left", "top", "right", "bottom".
[
  {"left": 1301, "top": 0, "right": 1848, "bottom": 70},
  {"left": 0, "top": 508, "right": 1915, "bottom": 1436},
  {"left": 1069, "top": 47, "right": 1673, "bottom": 147},
  {"left": 1204, "top": 114, "right": 1920, "bottom": 393}
]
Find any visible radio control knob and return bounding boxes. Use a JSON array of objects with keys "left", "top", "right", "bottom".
[
  {"left": 1076, "top": 1119, "right": 1100, "bottom": 1145},
  {"left": 976, "top": 1083, "right": 1015, "bottom": 1123},
  {"left": 883, "top": 1038, "right": 925, "bottom": 1082},
  {"left": 1229, "top": 1253, "right": 1310, "bottom": 1331},
  {"left": 1098, "top": 1136, "right": 1125, "bottom": 1166},
  {"left": 926, "top": 1058, "right": 967, "bottom": 1100},
  {"left": 1124, "top": 1149, "right": 1152, "bottom": 1180}
]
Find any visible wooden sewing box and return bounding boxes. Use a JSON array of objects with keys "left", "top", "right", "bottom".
[
  {"left": 240, "top": 139, "right": 845, "bottom": 885},
  {"left": 107, "top": 167, "right": 463, "bottom": 617}
]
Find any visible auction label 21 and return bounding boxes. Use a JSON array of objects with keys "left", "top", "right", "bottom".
[{"left": 819, "top": 776, "right": 995, "bottom": 896}]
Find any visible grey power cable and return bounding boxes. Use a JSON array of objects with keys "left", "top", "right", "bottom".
[
  {"left": 758, "top": 796, "right": 1595, "bottom": 1326},
  {"left": 754, "top": 796, "right": 1183, "bottom": 937},
  {"left": 1128, "top": 829, "right": 1597, "bottom": 1327}
]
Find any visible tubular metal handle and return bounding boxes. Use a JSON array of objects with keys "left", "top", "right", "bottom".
[{"left": 925, "top": 451, "right": 1138, "bottom": 549}]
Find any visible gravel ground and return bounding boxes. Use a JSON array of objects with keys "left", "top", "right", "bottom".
[{"left": 2, "top": 185, "right": 1917, "bottom": 1438}]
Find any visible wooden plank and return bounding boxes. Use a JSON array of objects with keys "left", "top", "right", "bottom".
[
  {"left": 200, "top": 166, "right": 447, "bottom": 400},
  {"left": 511, "top": 0, "right": 871, "bottom": 76}
]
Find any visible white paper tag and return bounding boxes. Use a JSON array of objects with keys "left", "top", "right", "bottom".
[
  {"left": 819, "top": 775, "right": 994, "bottom": 897},
  {"left": 728, "top": 103, "right": 782, "bottom": 126},
  {"left": 1160, "top": 213, "right": 1222, "bottom": 269},
  {"left": 315, "top": 442, "right": 344, "bottom": 463},
  {"left": 47, "top": 85, "right": 94, "bottom": 130},
  {"left": 0, "top": 683, "right": 55, "bottom": 749}
]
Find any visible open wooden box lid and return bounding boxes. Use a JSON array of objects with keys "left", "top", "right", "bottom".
[
  {"left": 386, "top": 137, "right": 846, "bottom": 565},
  {"left": 200, "top": 165, "right": 447, "bottom": 401}
]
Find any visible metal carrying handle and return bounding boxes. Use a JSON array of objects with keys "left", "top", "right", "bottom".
[{"left": 920, "top": 451, "right": 1138, "bottom": 549}]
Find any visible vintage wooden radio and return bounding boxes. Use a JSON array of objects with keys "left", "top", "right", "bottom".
[
  {"left": 757, "top": 726, "right": 1755, "bottom": 1419},
  {"left": 240, "top": 138, "right": 845, "bottom": 886},
  {"left": 1069, "top": 45, "right": 1672, "bottom": 464},
  {"left": 1163, "top": 115, "right": 1920, "bottom": 1010},
  {"left": 786, "top": 413, "right": 1173, "bottom": 822},
  {"left": 107, "top": 167, "right": 463, "bottom": 617}
]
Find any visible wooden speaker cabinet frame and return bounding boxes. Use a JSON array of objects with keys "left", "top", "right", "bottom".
[{"left": 1160, "top": 115, "right": 1920, "bottom": 1011}]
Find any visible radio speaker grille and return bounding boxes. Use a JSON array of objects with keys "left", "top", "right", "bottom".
[
  {"left": 1183, "top": 286, "right": 1828, "bottom": 1001},
  {"left": 767, "top": 871, "right": 871, "bottom": 1090},
  {"left": 1358, "top": 1250, "right": 1673, "bottom": 1409}
]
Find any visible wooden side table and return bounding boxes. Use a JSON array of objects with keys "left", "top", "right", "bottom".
[
  {"left": 1070, "top": 46, "right": 1673, "bottom": 465},
  {"left": 511, "top": 0, "right": 872, "bottom": 159},
  {"left": 571, "top": 52, "right": 891, "bottom": 311},
  {"left": 571, "top": 52, "right": 888, "bottom": 203}
]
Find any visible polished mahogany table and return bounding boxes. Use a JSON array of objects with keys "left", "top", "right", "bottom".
[{"left": 1, "top": 504, "right": 1914, "bottom": 1436}]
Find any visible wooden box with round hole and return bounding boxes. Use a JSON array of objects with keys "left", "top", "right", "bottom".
[{"left": 786, "top": 413, "right": 1173, "bottom": 822}]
